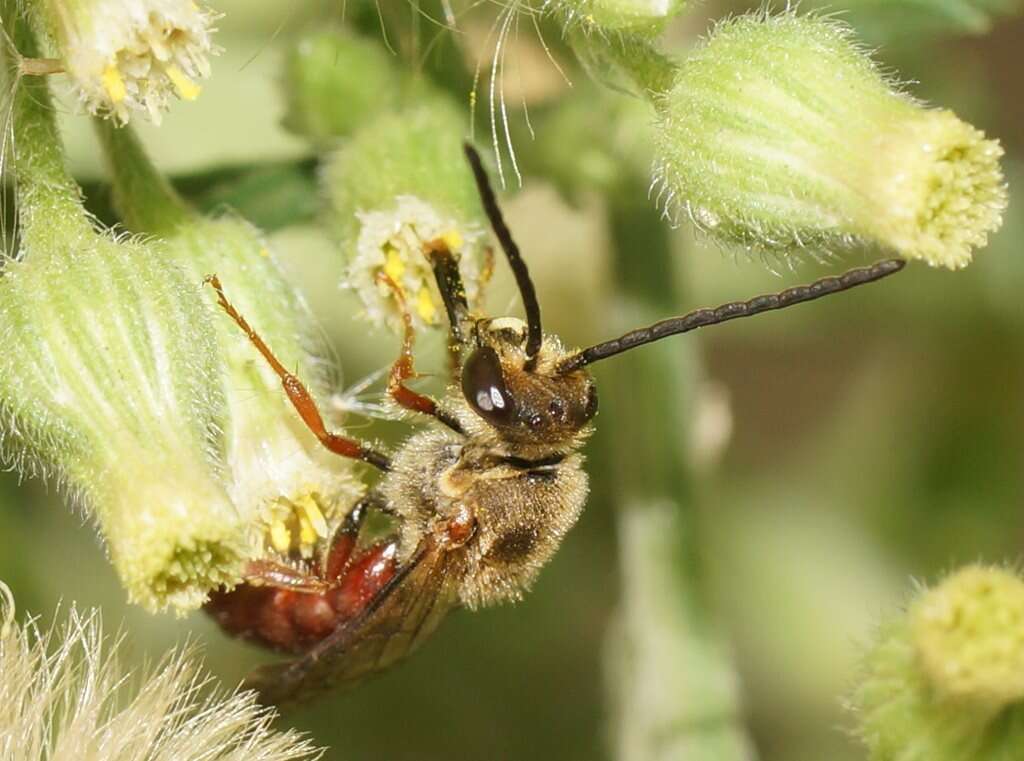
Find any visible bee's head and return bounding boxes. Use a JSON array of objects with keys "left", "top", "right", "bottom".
[{"left": 460, "top": 317, "right": 598, "bottom": 443}]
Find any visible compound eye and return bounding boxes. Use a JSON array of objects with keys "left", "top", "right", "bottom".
[{"left": 462, "top": 346, "right": 516, "bottom": 426}]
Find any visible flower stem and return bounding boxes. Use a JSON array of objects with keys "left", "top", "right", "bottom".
[
  {"left": 8, "top": 14, "right": 92, "bottom": 248},
  {"left": 93, "top": 119, "right": 192, "bottom": 233},
  {"left": 601, "top": 184, "right": 754, "bottom": 760}
]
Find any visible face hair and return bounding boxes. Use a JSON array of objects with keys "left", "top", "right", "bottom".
[
  {"left": 556, "top": 258, "right": 906, "bottom": 374},
  {"left": 463, "top": 143, "right": 543, "bottom": 368}
]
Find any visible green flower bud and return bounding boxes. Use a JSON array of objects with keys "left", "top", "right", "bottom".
[
  {"left": 281, "top": 28, "right": 403, "bottom": 145},
  {"left": 322, "top": 101, "right": 487, "bottom": 333},
  {"left": 33, "top": 0, "right": 217, "bottom": 123},
  {"left": 849, "top": 565, "right": 1024, "bottom": 761},
  {"left": 95, "top": 121, "right": 364, "bottom": 564},
  {"left": 653, "top": 11, "right": 1007, "bottom": 269},
  {"left": 912, "top": 565, "right": 1024, "bottom": 707},
  {"left": 0, "top": 53, "right": 240, "bottom": 611},
  {"left": 551, "top": 0, "right": 688, "bottom": 34}
]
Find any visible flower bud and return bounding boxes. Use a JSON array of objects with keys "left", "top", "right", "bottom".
[
  {"left": 34, "top": 0, "right": 217, "bottom": 123},
  {"left": 551, "top": 0, "right": 688, "bottom": 34},
  {"left": 849, "top": 565, "right": 1024, "bottom": 761},
  {"left": 912, "top": 565, "right": 1024, "bottom": 707},
  {"left": 653, "top": 11, "right": 1007, "bottom": 269},
  {"left": 282, "top": 28, "right": 403, "bottom": 145},
  {"left": 0, "top": 45, "right": 243, "bottom": 611},
  {"left": 96, "top": 121, "right": 365, "bottom": 566},
  {"left": 322, "top": 101, "right": 487, "bottom": 333}
]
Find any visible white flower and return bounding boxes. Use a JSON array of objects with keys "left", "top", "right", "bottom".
[
  {"left": 41, "top": 0, "right": 218, "bottom": 123},
  {"left": 344, "top": 195, "right": 486, "bottom": 332}
]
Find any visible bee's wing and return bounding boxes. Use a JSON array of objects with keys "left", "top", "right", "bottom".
[{"left": 246, "top": 538, "right": 461, "bottom": 706}]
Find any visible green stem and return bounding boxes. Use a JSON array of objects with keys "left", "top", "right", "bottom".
[
  {"left": 601, "top": 181, "right": 753, "bottom": 761},
  {"left": 93, "top": 120, "right": 192, "bottom": 233},
  {"left": 6, "top": 10, "right": 92, "bottom": 249}
]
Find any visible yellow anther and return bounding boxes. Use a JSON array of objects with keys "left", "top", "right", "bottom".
[
  {"left": 297, "top": 511, "right": 318, "bottom": 547},
  {"left": 258, "top": 247, "right": 270, "bottom": 258},
  {"left": 166, "top": 65, "right": 201, "bottom": 101},
  {"left": 383, "top": 248, "right": 406, "bottom": 282},
  {"left": 269, "top": 520, "right": 292, "bottom": 553},
  {"left": 416, "top": 286, "right": 438, "bottom": 323},
  {"left": 102, "top": 64, "right": 127, "bottom": 104},
  {"left": 295, "top": 495, "right": 329, "bottom": 540},
  {"left": 441, "top": 229, "right": 464, "bottom": 251}
]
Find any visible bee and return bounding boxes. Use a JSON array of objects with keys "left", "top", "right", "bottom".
[{"left": 204, "top": 145, "right": 904, "bottom": 705}]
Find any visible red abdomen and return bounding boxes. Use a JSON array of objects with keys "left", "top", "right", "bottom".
[{"left": 206, "top": 541, "right": 398, "bottom": 653}]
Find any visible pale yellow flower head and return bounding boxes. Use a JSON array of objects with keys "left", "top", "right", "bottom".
[{"left": 40, "top": 0, "right": 217, "bottom": 123}]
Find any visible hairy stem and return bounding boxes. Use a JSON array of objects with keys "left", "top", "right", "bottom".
[
  {"left": 7, "top": 11, "right": 92, "bottom": 248},
  {"left": 93, "top": 119, "right": 192, "bottom": 233}
]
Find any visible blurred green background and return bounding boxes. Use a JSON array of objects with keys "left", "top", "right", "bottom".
[{"left": 1, "top": 2, "right": 1021, "bottom": 760}]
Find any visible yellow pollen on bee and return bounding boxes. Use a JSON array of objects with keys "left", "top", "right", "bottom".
[
  {"left": 269, "top": 520, "right": 292, "bottom": 553},
  {"left": 383, "top": 248, "right": 406, "bottom": 282},
  {"left": 441, "top": 229, "right": 463, "bottom": 251},
  {"left": 416, "top": 286, "right": 438, "bottom": 323},
  {"left": 102, "top": 64, "right": 127, "bottom": 103},
  {"left": 166, "top": 65, "right": 201, "bottom": 100}
]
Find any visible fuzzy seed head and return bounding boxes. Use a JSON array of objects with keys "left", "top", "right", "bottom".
[
  {"left": 40, "top": 0, "right": 217, "bottom": 123},
  {"left": 653, "top": 11, "right": 1007, "bottom": 269},
  {"left": 0, "top": 583, "right": 323, "bottom": 761}
]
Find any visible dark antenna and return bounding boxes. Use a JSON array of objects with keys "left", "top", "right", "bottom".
[
  {"left": 464, "top": 143, "right": 543, "bottom": 369},
  {"left": 558, "top": 259, "right": 906, "bottom": 374}
]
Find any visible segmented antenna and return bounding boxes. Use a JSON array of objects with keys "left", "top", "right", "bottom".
[
  {"left": 557, "top": 259, "right": 906, "bottom": 374},
  {"left": 464, "top": 142, "right": 543, "bottom": 368}
]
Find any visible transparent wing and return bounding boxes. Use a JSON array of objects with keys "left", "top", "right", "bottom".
[{"left": 246, "top": 537, "right": 462, "bottom": 706}]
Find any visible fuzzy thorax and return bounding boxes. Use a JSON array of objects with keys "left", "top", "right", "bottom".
[
  {"left": 381, "top": 424, "right": 589, "bottom": 610},
  {"left": 40, "top": 0, "right": 216, "bottom": 123}
]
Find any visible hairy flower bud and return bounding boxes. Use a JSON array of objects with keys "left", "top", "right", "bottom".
[
  {"left": 653, "top": 11, "right": 1007, "bottom": 269},
  {"left": 0, "top": 45, "right": 245, "bottom": 610},
  {"left": 96, "top": 122, "right": 364, "bottom": 565},
  {"left": 282, "top": 28, "right": 403, "bottom": 145},
  {"left": 849, "top": 565, "right": 1024, "bottom": 761},
  {"left": 551, "top": 0, "right": 688, "bottom": 34},
  {"left": 34, "top": 0, "right": 217, "bottom": 123},
  {"left": 323, "top": 101, "right": 487, "bottom": 333}
]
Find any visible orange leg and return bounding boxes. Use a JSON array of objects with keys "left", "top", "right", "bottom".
[
  {"left": 376, "top": 273, "right": 463, "bottom": 432},
  {"left": 244, "top": 559, "right": 331, "bottom": 594},
  {"left": 205, "top": 275, "right": 391, "bottom": 471}
]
